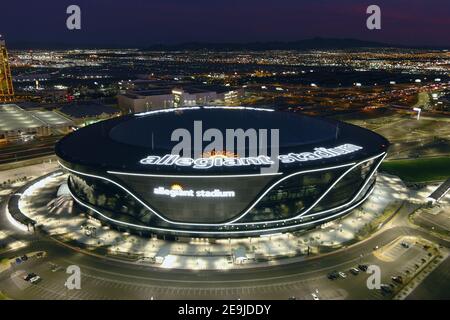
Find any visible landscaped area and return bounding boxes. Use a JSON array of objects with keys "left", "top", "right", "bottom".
[{"left": 380, "top": 157, "right": 450, "bottom": 182}]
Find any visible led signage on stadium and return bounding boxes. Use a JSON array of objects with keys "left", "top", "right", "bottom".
[
  {"left": 140, "top": 144, "right": 363, "bottom": 169},
  {"left": 153, "top": 187, "right": 236, "bottom": 198}
]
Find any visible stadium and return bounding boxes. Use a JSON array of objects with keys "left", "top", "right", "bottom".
[{"left": 55, "top": 106, "right": 389, "bottom": 238}]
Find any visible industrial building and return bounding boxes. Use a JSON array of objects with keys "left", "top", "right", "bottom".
[
  {"left": 118, "top": 86, "right": 244, "bottom": 113},
  {"left": 0, "top": 104, "right": 74, "bottom": 143}
]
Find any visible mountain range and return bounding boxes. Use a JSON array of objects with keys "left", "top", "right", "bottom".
[{"left": 7, "top": 37, "right": 448, "bottom": 50}]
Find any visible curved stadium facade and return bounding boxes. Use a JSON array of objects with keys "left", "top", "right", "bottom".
[{"left": 55, "top": 106, "right": 389, "bottom": 238}]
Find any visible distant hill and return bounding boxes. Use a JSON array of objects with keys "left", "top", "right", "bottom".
[
  {"left": 7, "top": 37, "right": 448, "bottom": 51},
  {"left": 143, "top": 37, "right": 398, "bottom": 51}
]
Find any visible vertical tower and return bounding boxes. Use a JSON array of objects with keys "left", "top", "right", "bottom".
[{"left": 0, "top": 36, "right": 14, "bottom": 102}]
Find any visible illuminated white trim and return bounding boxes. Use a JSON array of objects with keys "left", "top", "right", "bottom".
[
  {"left": 6, "top": 172, "right": 64, "bottom": 232},
  {"left": 59, "top": 161, "right": 179, "bottom": 225},
  {"left": 300, "top": 152, "right": 387, "bottom": 219},
  {"left": 107, "top": 171, "right": 282, "bottom": 178},
  {"left": 226, "top": 163, "right": 357, "bottom": 224},
  {"left": 230, "top": 152, "right": 385, "bottom": 224},
  {"left": 68, "top": 183, "right": 375, "bottom": 235},
  {"left": 60, "top": 153, "right": 385, "bottom": 226},
  {"left": 135, "top": 106, "right": 201, "bottom": 117},
  {"left": 135, "top": 106, "right": 274, "bottom": 117},
  {"left": 202, "top": 106, "right": 274, "bottom": 112},
  {"left": 59, "top": 160, "right": 356, "bottom": 227}
]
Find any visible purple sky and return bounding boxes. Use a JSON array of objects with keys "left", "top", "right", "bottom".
[{"left": 1, "top": 0, "right": 449, "bottom": 47}]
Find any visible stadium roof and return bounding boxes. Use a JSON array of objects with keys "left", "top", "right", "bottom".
[
  {"left": 29, "top": 110, "right": 74, "bottom": 127},
  {"left": 0, "top": 104, "right": 44, "bottom": 132},
  {"left": 0, "top": 104, "right": 73, "bottom": 132},
  {"left": 56, "top": 106, "right": 389, "bottom": 174}
]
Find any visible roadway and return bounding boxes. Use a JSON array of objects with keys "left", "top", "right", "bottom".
[{"left": 0, "top": 136, "right": 61, "bottom": 165}]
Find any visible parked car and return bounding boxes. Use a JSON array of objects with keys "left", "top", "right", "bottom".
[
  {"left": 327, "top": 271, "right": 339, "bottom": 280},
  {"left": 401, "top": 242, "right": 410, "bottom": 249},
  {"left": 23, "top": 273, "right": 37, "bottom": 281},
  {"left": 30, "top": 275, "right": 42, "bottom": 284},
  {"left": 311, "top": 293, "right": 320, "bottom": 300},
  {"left": 339, "top": 272, "right": 347, "bottom": 279},
  {"left": 350, "top": 268, "right": 360, "bottom": 275},
  {"left": 358, "top": 264, "right": 369, "bottom": 272},
  {"left": 392, "top": 276, "right": 403, "bottom": 284},
  {"left": 380, "top": 284, "right": 393, "bottom": 294},
  {"left": 20, "top": 255, "right": 28, "bottom": 262}
]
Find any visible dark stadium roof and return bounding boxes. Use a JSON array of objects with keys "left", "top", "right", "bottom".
[
  {"left": 109, "top": 107, "right": 335, "bottom": 149},
  {"left": 56, "top": 106, "right": 389, "bottom": 174}
]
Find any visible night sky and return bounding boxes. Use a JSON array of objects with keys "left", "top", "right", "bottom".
[{"left": 1, "top": 0, "right": 449, "bottom": 47}]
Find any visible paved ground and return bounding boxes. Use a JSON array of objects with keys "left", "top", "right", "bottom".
[
  {"left": 15, "top": 172, "right": 408, "bottom": 270},
  {"left": 407, "top": 256, "right": 450, "bottom": 300},
  {"left": 0, "top": 160, "right": 59, "bottom": 199},
  {"left": 339, "top": 112, "right": 450, "bottom": 160},
  {"left": 1, "top": 164, "right": 450, "bottom": 300},
  {"left": 1, "top": 221, "right": 447, "bottom": 300},
  {"left": 411, "top": 186, "right": 450, "bottom": 236}
]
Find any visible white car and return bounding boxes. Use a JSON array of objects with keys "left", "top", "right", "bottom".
[
  {"left": 311, "top": 293, "right": 320, "bottom": 300},
  {"left": 30, "top": 276, "right": 41, "bottom": 284},
  {"left": 350, "top": 268, "right": 360, "bottom": 275},
  {"left": 339, "top": 272, "right": 347, "bottom": 278}
]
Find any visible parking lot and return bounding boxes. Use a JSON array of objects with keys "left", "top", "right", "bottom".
[{"left": 0, "top": 234, "right": 442, "bottom": 300}]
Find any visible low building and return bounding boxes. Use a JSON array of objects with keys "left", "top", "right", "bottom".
[
  {"left": 118, "top": 86, "right": 244, "bottom": 113},
  {"left": 58, "top": 102, "right": 121, "bottom": 126},
  {"left": 0, "top": 104, "right": 74, "bottom": 143}
]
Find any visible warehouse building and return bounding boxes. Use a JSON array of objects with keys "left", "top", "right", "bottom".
[{"left": 0, "top": 104, "right": 74, "bottom": 143}]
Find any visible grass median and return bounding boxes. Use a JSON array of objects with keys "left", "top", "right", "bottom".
[{"left": 380, "top": 157, "right": 450, "bottom": 182}]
